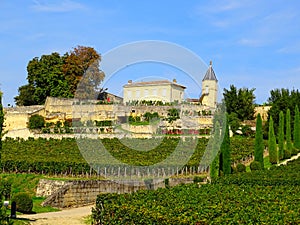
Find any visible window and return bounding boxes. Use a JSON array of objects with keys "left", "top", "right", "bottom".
[
  {"left": 136, "top": 90, "right": 140, "bottom": 98},
  {"left": 127, "top": 90, "right": 132, "bottom": 98},
  {"left": 153, "top": 89, "right": 157, "bottom": 96},
  {"left": 205, "top": 86, "right": 209, "bottom": 94},
  {"left": 144, "top": 89, "right": 149, "bottom": 97},
  {"left": 162, "top": 88, "right": 167, "bottom": 97}
]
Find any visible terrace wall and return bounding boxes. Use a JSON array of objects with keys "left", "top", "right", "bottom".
[{"left": 38, "top": 178, "right": 196, "bottom": 208}]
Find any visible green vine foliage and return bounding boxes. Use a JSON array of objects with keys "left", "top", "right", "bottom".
[
  {"left": 2, "top": 137, "right": 257, "bottom": 176},
  {"left": 92, "top": 158, "right": 300, "bottom": 225}
]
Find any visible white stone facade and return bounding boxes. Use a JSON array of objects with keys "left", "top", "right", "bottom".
[{"left": 123, "top": 80, "right": 186, "bottom": 104}]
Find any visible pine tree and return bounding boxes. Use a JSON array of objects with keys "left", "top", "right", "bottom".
[
  {"left": 0, "top": 92, "right": 3, "bottom": 169},
  {"left": 285, "top": 109, "right": 292, "bottom": 158},
  {"left": 293, "top": 105, "right": 300, "bottom": 151},
  {"left": 278, "top": 111, "right": 285, "bottom": 160},
  {"left": 254, "top": 113, "right": 264, "bottom": 168},
  {"left": 210, "top": 122, "right": 220, "bottom": 180},
  {"left": 268, "top": 116, "right": 278, "bottom": 164},
  {"left": 220, "top": 117, "right": 231, "bottom": 175}
]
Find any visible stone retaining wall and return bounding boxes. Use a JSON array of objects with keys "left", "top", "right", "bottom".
[{"left": 38, "top": 177, "right": 196, "bottom": 208}]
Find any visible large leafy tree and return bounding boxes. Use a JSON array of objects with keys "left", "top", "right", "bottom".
[
  {"left": 14, "top": 84, "right": 36, "bottom": 106},
  {"left": 15, "top": 46, "right": 104, "bottom": 105},
  {"left": 63, "top": 46, "right": 105, "bottom": 99},
  {"left": 223, "top": 85, "right": 256, "bottom": 121},
  {"left": 254, "top": 113, "right": 264, "bottom": 168},
  {"left": 267, "top": 88, "right": 300, "bottom": 133}
]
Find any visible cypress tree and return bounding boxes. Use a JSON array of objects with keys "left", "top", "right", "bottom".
[
  {"left": 293, "top": 105, "right": 300, "bottom": 151},
  {"left": 210, "top": 122, "right": 220, "bottom": 180},
  {"left": 220, "top": 116, "right": 231, "bottom": 175},
  {"left": 278, "top": 111, "right": 285, "bottom": 160},
  {"left": 285, "top": 109, "right": 292, "bottom": 158},
  {"left": 254, "top": 113, "right": 264, "bottom": 168},
  {"left": 0, "top": 92, "right": 3, "bottom": 168},
  {"left": 268, "top": 116, "right": 278, "bottom": 164}
]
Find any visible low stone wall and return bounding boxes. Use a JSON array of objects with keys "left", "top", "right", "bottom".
[{"left": 38, "top": 177, "right": 196, "bottom": 208}]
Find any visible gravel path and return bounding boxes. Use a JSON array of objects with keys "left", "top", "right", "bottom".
[
  {"left": 278, "top": 152, "right": 300, "bottom": 166},
  {"left": 19, "top": 205, "right": 94, "bottom": 225}
]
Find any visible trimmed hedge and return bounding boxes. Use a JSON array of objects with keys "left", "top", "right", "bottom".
[{"left": 12, "top": 192, "right": 33, "bottom": 213}]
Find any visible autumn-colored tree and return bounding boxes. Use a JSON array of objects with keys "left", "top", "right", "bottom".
[
  {"left": 63, "top": 46, "right": 104, "bottom": 99},
  {"left": 15, "top": 46, "right": 104, "bottom": 105}
]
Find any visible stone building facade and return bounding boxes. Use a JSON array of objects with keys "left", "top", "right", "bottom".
[{"left": 123, "top": 79, "right": 186, "bottom": 104}]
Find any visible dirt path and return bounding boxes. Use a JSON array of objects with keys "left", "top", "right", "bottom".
[
  {"left": 19, "top": 205, "right": 94, "bottom": 225},
  {"left": 278, "top": 152, "right": 300, "bottom": 166}
]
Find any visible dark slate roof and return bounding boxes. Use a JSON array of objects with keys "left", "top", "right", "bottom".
[{"left": 203, "top": 61, "right": 218, "bottom": 81}]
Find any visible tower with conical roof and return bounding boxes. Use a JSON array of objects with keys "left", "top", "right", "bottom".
[{"left": 201, "top": 61, "right": 218, "bottom": 108}]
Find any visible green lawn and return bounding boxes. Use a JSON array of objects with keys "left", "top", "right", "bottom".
[{"left": 0, "top": 173, "right": 59, "bottom": 214}]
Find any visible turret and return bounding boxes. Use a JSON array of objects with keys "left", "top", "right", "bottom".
[{"left": 201, "top": 61, "right": 218, "bottom": 108}]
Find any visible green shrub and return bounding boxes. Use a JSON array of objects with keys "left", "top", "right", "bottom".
[
  {"left": 28, "top": 115, "right": 45, "bottom": 129},
  {"left": 0, "top": 180, "right": 12, "bottom": 200},
  {"left": 250, "top": 161, "right": 262, "bottom": 171},
  {"left": 231, "top": 166, "right": 237, "bottom": 174},
  {"left": 193, "top": 176, "right": 204, "bottom": 183},
  {"left": 12, "top": 192, "right": 33, "bottom": 213},
  {"left": 236, "top": 163, "right": 246, "bottom": 173},
  {"left": 164, "top": 178, "right": 169, "bottom": 188}
]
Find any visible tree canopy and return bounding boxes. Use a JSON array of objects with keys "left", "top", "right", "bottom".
[
  {"left": 223, "top": 85, "right": 256, "bottom": 121},
  {"left": 15, "top": 46, "right": 104, "bottom": 106},
  {"left": 223, "top": 85, "right": 256, "bottom": 135},
  {"left": 267, "top": 88, "right": 300, "bottom": 133}
]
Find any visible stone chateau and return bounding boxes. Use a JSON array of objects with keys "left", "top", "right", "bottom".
[{"left": 4, "top": 62, "right": 219, "bottom": 139}]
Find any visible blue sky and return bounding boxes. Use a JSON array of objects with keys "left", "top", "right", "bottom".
[{"left": 1, "top": 0, "right": 300, "bottom": 106}]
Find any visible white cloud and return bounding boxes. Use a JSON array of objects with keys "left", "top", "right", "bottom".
[
  {"left": 277, "top": 45, "right": 300, "bottom": 54},
  {"left": 196, "top": 0, "right": 246, "bottom": 14},
  {"left": 31, "top": 0, "right": 86, "bottom": 13},
  {"left": 237, "top": 38, "right": 264, "bottom": 47}
]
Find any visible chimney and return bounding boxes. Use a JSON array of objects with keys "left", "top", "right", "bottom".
[
  {"left": 173, "top": 79, "right": 177, "bottom": 83},
  {"left": 128, "top": 80, "right": 132, "bottom": 84}
]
